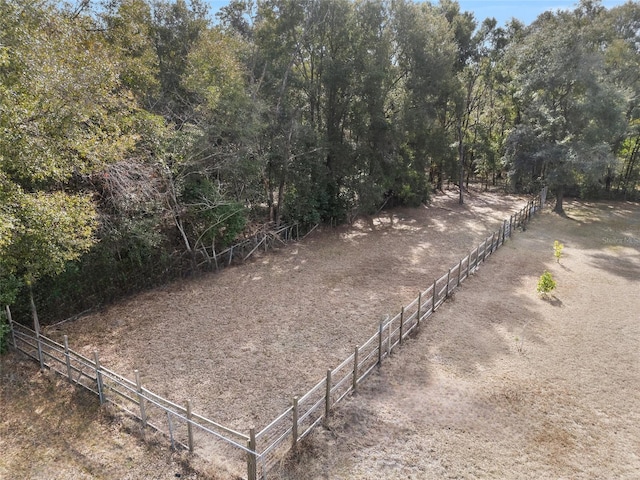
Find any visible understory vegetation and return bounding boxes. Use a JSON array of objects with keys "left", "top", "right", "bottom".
[{"left": 0, "top": 0, "right": 638, "bottom": 326}]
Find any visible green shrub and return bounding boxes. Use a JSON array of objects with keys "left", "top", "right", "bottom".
[
  {"left": 536, "top": 270, "right": 557, "bottom": 296},
  {"left": 0, "top": 312, "right": 10, "bottom": 354},
  {"left": 553, "top": 240, "right": 564, "bottom": 263},
  {"left": 182, "top": 175, "right": 247, "bottom": 249}
]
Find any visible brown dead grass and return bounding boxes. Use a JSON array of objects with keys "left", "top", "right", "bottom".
[
  {"left": 3, "top": 190, "right": 639, "bottom": 479},
  {"left": 276, "top": 199, "right": 640, "bottom": 479},
  {"left": 0, "top": 354, "right": 206, "bottom": 479}
]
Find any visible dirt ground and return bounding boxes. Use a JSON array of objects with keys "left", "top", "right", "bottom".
[
  {"left": 0, "top": 354, "right": 205, "bottom": 479},
  {"left": 42, "top": 188, "right": 528, "bottom": 433},
  {"left": 2, "top": 189, "right": 639, "bottom": 479},
  {"left": 278, "top": 199, "right": 640, "bottom": 479}
]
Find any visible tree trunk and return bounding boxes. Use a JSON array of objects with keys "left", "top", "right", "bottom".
[
  {"left": 28, "top": 283, "right": 41, "bottom": 336},
  {"left": 553, "top": 186, "right": 565, "bottom": 215},
  {"left": 458, "top": 121, "right": 464, "bottom": 205}
]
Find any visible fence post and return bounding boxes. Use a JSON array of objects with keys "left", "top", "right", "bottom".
[
  {"left": 247, "top": 427, "right": 257, "bottom": 480},
  {"left": 186, "top": 400, "right": 194, "bottom": 453},
  {"left": 292, "top": 396, "right": 299, "bottom": 450},
  {"left": 352, "top": 345, "right": 359, "bottom": 392},
  {"left": 6, "top": 305, "right": 16, "bottom": 349},
  {"left": 399, "top": 307, "right": 404, "bottom": 345},
  {"left": 135, "top": 370, "right": 147, "bottom": 428},
  {"left": 502, "top": 220, "right": 507, "bottom": 243},
  {"left": 457, "top": 259, "right": 462, "bottom": 287},
  {"left": 467, "top": 251, "right": 472, "bottom": 277},
  {"left": 94, "top": 351, "right": 105, "bottom": 405},
  {"left": 378, "top": 322, "right": 383, "bottom": 365},
  {"left": 432, "top": 279, "right": 437, "bottom": 311},
  {"left": 446, "top": 268, "right": 451, "bottom": 297},
  {"left": 387, "top": 317, "right": 391, "bottom": 357},
  {"left": 63, "top": 335, "right": 72, "bottom": 382},
  {"left": 167, "top": 411, "right": 175, "bottom": 450},
  {"left": 417, "top": 292, "right": 422, "bottom": 329},
  {"left": 324, "top": 369, "right": 332, "bottom": 428},
  {"left": 482, "top": 239, "right": 488, "bottom": 261}
]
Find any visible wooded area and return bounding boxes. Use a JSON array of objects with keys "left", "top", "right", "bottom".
[{"left": 0, "top": 0, "right": 639, "bottom": 328}]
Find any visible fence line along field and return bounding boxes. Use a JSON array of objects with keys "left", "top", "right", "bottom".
[{"left": 29, "top": 188, "right": 529, "bottom": 477}]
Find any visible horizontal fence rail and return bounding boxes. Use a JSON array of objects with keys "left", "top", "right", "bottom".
[{"left": 8, "top": 187, "right": 547, "bottom": 480}]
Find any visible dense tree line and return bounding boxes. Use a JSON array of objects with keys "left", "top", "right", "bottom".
[{"left": 0, "top": 0, "right": 638, "bottom": 326}]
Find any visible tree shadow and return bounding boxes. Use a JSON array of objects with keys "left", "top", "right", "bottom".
[
  {"left": 542, "top": 295, "right": 563, "bottom": 307},
  {"left": 558, "top": 263, "right": 573, "bottom": 272},
  {"left": 589, "top": 252, "right": 640, "bottom": 281}
]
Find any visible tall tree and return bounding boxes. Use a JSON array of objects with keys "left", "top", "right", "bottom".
[
  {"left": 604, "top": 1, "right": 640, "bottom": 196},
  {"left": 149, "top": 0, "right": 209, "bottom": 123},
  {"left": 0, "top": 0, "right": 140, "bottom": 321},
  {"left": 391, "top": 0, "right": 457, "bottom": 196},
  {"left": 505, "top": 2, "right": 627, "bottom": 213}
]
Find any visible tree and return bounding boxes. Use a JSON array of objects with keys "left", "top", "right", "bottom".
[
  {"left": 100, "top": 0, "right": 161, "bottom": 106},
  {"left": 604, "top": 2, "right": 640, "bottom": 197},
  {"left": 0, "top": 0, "right": 143, "bottom": 322},
  {"left": 391, "top": 0, "right": 457, "bottom": 195},
  {"left": 505, "top": 3, "right": 627, "bottom": 213},
  {"left": 149, "top": 0, "right": 209, "bottom": 123}
]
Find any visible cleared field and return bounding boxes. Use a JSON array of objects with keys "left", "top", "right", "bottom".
[
  {"left": 40, "top": 188, "right": 528, "bottom": 477},
  {"left": 5, "top": 191, "right": 637, "bottom": 479}
]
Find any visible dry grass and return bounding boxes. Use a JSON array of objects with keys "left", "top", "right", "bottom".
[
  {"left": 3, "top": 191, "right": 638, "bottom": 479},
  {"left": 0, "top": 354, "right": 212, "bottom": 479}
]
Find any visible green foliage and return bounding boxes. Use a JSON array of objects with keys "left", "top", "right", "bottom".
[
  {"left": 0, "top": 268, "right": 16, "bottom": 354},
  {"left": 554, "top": 240, "right": 564, "bottom": 263},
  {"left": 503, "top": 3, "right": 634, "bottom": 207},
  {"left": 0, "top": 186, "right": 98, "bottom": 305},
  {"left": 182, "top": 175, "right": 247, "bottom": 249},
  {"left": 0, "top": 310, "right": 9, "bottom": 354},
  {"left": 2, "top": 0, "right": 638, "bottom": 322},
  {"left": 536, "top": 271, "right": 557, "bottom": 296},
  {"left": 393, "top": 169, "right": 431, "bottom": 208}
]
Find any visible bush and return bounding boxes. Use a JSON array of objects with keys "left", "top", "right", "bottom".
[
  {"left": 553, "top": 240, "right": 564, "bottom": 263},
  {"left": 0, "top": 312, "right": 9, "bottom": 354},
  {"left": 536, "top": 270, "right": 557, "bottom": 296},
  {"left": 182, "top": 175, "right": 247, "bottom": 249}
]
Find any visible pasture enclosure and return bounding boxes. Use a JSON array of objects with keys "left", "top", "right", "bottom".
[{"left": 8, "top": 188, "right": 547, "bottom": 479}]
